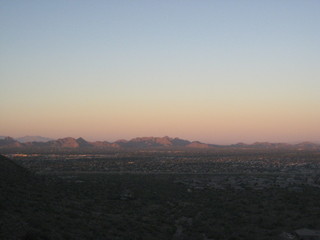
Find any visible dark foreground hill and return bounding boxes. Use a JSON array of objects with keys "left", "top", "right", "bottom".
[
  {"left": 0, "top": 154, "right": 31, "bottom": 182},
  {"left": 0, "top": 154, "right": 49, "bottom": 239}
]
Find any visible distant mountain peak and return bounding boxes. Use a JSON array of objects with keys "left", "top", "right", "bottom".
[
  {"left": 16, "top": 135, "right": 54, "bottom": 143},
  {"left": 76, "top": 137, "right": 92, "bottom": 147},
  {"left": 187, "top": 141, "right": 209, "bottom": 148},
  {"left": 52, "top": 137, "right": 80, "bottom": 148},
  {"left": 0, "top": 137, "right": 22, "bottom": 148}
]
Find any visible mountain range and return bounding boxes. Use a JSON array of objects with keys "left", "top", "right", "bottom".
[
  {"left": 0, "top": 136, "right": 320, "bottom": 151},
  {"left": 0, "top": 136, "right": 209, "bottom": 150},
  {"left": 0, "top": 135, "right": 54, "bottom": 143}
]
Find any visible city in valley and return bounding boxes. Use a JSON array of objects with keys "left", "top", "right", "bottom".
[{"left": 1, "top": 136, "right": 320, "bottom": 240}]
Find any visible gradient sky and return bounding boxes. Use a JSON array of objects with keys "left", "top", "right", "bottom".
[{"left": 1, "top": 1, "right": 320, "bottom": 144}]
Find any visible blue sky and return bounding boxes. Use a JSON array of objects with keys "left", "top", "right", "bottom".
[{"left": 1, "top": 1, "right": 320, "bottom": 143}]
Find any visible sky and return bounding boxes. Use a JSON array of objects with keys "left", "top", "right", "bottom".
[{"left": 1, "top": 0, "right": 320, "bottom": 144}]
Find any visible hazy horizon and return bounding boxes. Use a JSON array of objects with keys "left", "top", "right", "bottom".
[
  {"left": 1, "top": 1, "right": 320, "bottom": 144},
  {"left": 1, "top": 134, "right": 320, "bottom": 146}
]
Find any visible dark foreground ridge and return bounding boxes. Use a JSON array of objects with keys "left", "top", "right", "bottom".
[{"left": 0, "top": 154, "right": 31, "bottom": 182}]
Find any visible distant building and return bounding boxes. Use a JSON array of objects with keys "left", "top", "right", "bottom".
[{"left": 295, "top": 228, "right": 320, "bottom": 240}]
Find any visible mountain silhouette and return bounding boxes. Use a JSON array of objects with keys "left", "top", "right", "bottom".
[
  {"left": 0, "top": 136, "right": 319, "bottom": 151},
  {"left": 0, "top": 137, "right": 22, "bottom": 148},
  {"left": 16, "top": 135, "right": 54, "bottom": 143}
]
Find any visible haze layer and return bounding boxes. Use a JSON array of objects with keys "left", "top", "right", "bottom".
[{"left": 1, "top": 1, "right": 319, "bottom": 143}]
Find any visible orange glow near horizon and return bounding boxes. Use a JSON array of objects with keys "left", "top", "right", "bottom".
[
  {"left": 1, "top": 95, "right": 320, "bottom": 144},
  {"left": 1, "top": 1, "right": 320, "bottom": 144}
]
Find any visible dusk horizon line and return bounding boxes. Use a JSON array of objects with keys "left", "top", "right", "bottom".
[{"left": 2, "top": 135, "right": 319, "bottom": 146}]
